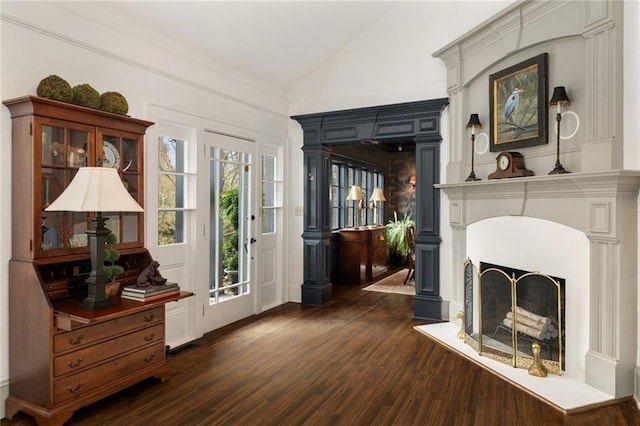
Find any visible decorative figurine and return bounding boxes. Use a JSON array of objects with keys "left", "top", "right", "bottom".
[
  {"left": 528, "top": 342, "right": 548, "bottom": 377},
  {"left": 455, "top": 311, "right": 465, "bottom": 339},
  {"left": 136, "top": 260, "right": 168, "bottom": 287}
]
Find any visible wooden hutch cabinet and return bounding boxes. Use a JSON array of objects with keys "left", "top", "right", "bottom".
[{"left": 3, "top": 96, "right": 189, "bottom": 425}]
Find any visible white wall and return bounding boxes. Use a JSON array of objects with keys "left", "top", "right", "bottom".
[
  {"left": 289, "top": 1, "right": 515, "bottom": 115},
  {"left": 0, "top": 2, "right": 289, "bottom": 418}
]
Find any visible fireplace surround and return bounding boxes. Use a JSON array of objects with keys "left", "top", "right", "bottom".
[
  {"left": 426, "top": 0, "right": 638, "bottom": 406},
  {"left": 436, "top": 171, "right": 640, "bottom": 403}
]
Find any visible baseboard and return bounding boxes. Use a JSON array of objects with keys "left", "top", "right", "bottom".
[
  {"left": 441, "top": 299, "right": 450, "bottom": 320},
  {"left": 1, "top": 378, "right": 9, "bottom": 419},
  {"left": 635, "top": 366, "right": 640, "bottom": 407}
]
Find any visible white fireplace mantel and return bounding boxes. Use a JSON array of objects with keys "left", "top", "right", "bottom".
[
  {"left": 437, "top": 171, "right": 640, "bottom": 235},
  {"left": 436, "top": 170, "right": 640, "bottom": 399}
]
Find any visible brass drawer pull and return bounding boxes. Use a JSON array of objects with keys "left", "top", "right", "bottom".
[
  {"left": 66, "top": 357, "right": 83, "bottom": 368},
  {"left": 68, "top": 335, "right": 83, "bottom": 345},
  {"left": 144, "top": 314, "right": 155, "bottom": 322},
  {"left": 144, "top": 354, "right": 155, "bottom": 363},
  {"left": 144, "top": 334, "right": 155, "bottom": 342},
  {"left": 67, "top": 381, "right": 84, "bottom": 394}
]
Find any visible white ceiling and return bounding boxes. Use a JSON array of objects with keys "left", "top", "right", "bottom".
[{"left": 65, "top": 1, "right": 401, "bottom": 91}]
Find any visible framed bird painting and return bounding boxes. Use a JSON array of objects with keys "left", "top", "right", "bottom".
[{"left": 489, "top": 53, "right": 548, "bottom": 152}]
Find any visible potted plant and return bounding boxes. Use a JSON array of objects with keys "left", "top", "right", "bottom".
[
  {"left": 386, "top": 211, "right": 415, "bottom": 261},
  {"left": 220, "top": 188, "right": 239, "bottom": 284},
  {"left": 103, "top": 232, "right": 124, "bottom": 296}
]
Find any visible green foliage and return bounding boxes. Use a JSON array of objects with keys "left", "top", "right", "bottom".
[
  {"left": 37, "top": 75, "right": 73, "bottom": 102},
  {"left": 386, "top": 211, "right": 415, "bottom": 257},
  {"left": 223, "top": 233, "right": 239, "bottom": 271},
  {"left": 103, "top": 232, "right": 122, "bottom": 282},
  {"left": 71, "top": 83, "right": 101, "bottom": 108},
  {"left": 100, "top": 91, "right": 129, "bottom": 114},
  {"left": 220, "top": 188, "right": 239, "bottom": 272},
  {"left": 220, "top": 188, "right": 239, "bottom": 230}
]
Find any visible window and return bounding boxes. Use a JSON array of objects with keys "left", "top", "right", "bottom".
[
  {"left": 261, "top": 154, "right": 279, "bottom": 234},
  {"left": 330, "top": 160, "right": 384, "bottom": 230},
  {"left": 158, "top": 136, "right": 192, "bottom": 245}
]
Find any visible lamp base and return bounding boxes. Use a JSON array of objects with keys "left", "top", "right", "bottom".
[
  {"left": 79, "top": 295, "right": 113, "bottom": 310},
  {"left": 548, "top": 162, "right": 570, "bottom": 175},
  {"left": 465, "top": 171, "right": 481, "bottom": 182},
  {"left": 79, "top": 281, "right": 113, "bottom": 310}
]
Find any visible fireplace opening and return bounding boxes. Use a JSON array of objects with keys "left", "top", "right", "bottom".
[{"left": 463, "top": 260, "right": 566, "bottom": 375}]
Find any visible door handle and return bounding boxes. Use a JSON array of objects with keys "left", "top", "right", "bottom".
[{"left": 244, "top": 238, "right": 257, "bottom": 252}]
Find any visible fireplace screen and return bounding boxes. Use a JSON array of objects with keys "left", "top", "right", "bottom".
[{"left": 463, "top": 260, "right": 565, "bottom": 375}]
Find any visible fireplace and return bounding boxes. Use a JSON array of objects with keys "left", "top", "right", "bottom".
[
  {"left": 423, "top": 0, "right": 637, "bottom": 410},
  {"left": 421, "top": 171, "right": 640, "bottom": 410},
  {"left": 463, "top": 261, "right": 566, "bottom": 375}
]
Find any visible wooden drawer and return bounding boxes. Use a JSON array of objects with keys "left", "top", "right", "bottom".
[
  {"left": 54, "top": 342, "right": 165, "bottom": 405},
  {"left": 54, "top": 323, "right": 164, "bottom": 377},
  {"left": 43, "top": 281, "right": 68, "bottom": 299},
  {"left": 54, "top": 306, "right": 163, "bottom": 353}
]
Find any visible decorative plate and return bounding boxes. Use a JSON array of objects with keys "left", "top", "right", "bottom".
[{"left": 103, "top": 141, "right": 120, "bottom": 168}]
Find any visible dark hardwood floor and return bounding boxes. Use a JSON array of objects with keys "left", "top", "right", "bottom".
[{"left": 3, "top": 283, "right": 640, "bottom": 425}]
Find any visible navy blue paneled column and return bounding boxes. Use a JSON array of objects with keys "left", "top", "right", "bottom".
[
  {"left": 414, "top": 136, "right": 442, "bottom": 320},
  {"left": 300, "top": 144, "right": 332, "bottom": 305},
  {"left": 292, "top": 99, "right": 448, "bottom": 309}
]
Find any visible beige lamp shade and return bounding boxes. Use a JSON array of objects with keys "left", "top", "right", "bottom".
[
  {"left": 346, "top": 185, "right": 364, "bottom": 201},
  {"left": 45, "top": 167, "right": 143, "bottom": 213},
  {"left": 369, "top": 187, "right": 386, "bottom": 202}
]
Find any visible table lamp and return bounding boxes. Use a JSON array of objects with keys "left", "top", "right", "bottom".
[
  {"left": 45, "top": 167, "right": 143, "bottom": 309},
  {"left": 465, "top": 113, "right": 482, "bottom": 182},
  {"left": 369, "top": 187, "right": 386, "bottom": 226},
  {"left": 346, "top": 185, "right": 364, "bottom": 229},
  {"left": 548, "top": 86, "right": 571, "bottom": 175}
]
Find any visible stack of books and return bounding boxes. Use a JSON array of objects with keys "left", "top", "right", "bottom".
[{"left": 121, "top": 282, "right": 180, "bottom": 302}]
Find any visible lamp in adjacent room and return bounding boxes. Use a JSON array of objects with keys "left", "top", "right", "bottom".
[
  {"left": 369, "top": 187, "right": 386, "bottom": 227},
  {"left": 45, "top": 167, "right": 143, "bottom": 309},
  {"left": 346, "top": 185, "right": 364, "bottom": 229},
  {"left": 465, "top": 113, "right": 482, "bottom": 182},
  {"left": 548, "top": 86, "right": 571, "bottom": 174}
]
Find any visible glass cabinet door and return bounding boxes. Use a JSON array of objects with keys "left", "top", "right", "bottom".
[
  {"left": 99, "top": 130, "right": 143, "bottom": 247},
  {"left": 39, "top": 120, "right": 94, "bottom": 254}
]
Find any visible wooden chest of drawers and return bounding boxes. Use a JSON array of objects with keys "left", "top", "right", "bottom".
[{"left": 4, "top": 266, "right": 190, "bottom": 426}]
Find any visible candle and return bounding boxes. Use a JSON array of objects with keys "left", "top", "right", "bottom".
[{"left": 557, "top": 103, "right": 561, "bottom": 114}]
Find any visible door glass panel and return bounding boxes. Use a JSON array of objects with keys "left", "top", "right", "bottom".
[
  {"left": 68, "top": 130, "right": 87, "bottom": 167},
  {"left": 101, "top": 132, "right": 142, "bottom": 246},
  {"left": 158, "top": 136, "right": 187, "bottom": 246},
  {"left": 122, "top": 138, "right": 138, "bottom": 172},
  {"left": 122, "top": 213, "right": 139, "bottom": 243},
  {"left": 261, "top": 154, "right": 276, "bottom": 234},
  {"left": 209, "top": 146, "right": 251, "bottom": 303},
  {"left": 41, "top": 125, "right": 65, "bottom": 166},
  {"left": 40, "top": 126, "right": 89, "bottom": 252}
]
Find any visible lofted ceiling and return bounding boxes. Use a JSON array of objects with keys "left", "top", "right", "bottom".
[{"left": 57, "top": 1, "right": 401, "bottom": 91}]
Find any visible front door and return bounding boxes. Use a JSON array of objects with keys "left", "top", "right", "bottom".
[{"left": 202, "top": 131, "right": 256, "bottom": 331}]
